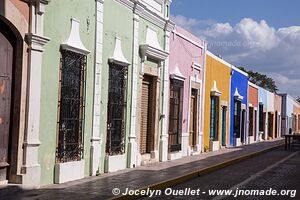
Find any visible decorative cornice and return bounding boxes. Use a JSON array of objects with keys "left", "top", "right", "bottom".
[
  {"left": 192, "top": 62, "right": 202, "bottom": 71},
  {"left": 140, "top": 44, "right": 168, "bottom": 62},
  {"left": 234, "top": 88, "right": 244, "bottom": 101},
  {"left": 108, "top": 37, "right": 130, "bottom": 66},
  {"left": 114, "top": 0, "right": 170, "bottom": 29},
  {"left": 133, "top": 1, "right": 145, "bottom": 15},
  {"left": 61, "top": 18, "right": 90, "bottom": 55},
  {"left": 115, "top": 0, "right": 134, "bottom": 10},
  {"left": 170, "top": 64, "right": 186, "bottom": 81},
  {"left": 141, "top": 7, "right": 166, "bottom": 29},
  {"left": 211, "top": 80, "right": 222, "bottom": 97},
  {"left": 23, "top": 140, "right": 41, "bottom": 147},
  {"left": 165, "top": 20, "right": 175, "bottom": 32},
  {"left": 25, "top": 33, "right": 50, "bottom": 52},
  {"left": 26, "top": 33, "right": 50, "bottom": 46},
  {"left": 23, "top": 0, "right": 50, "bottom": 4}
]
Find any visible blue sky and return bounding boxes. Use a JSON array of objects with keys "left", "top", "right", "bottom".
[
  {"left": 171, "top": 0, "right": 300, "bottom": 29},
  {"left": 171, "top": 0, "right": 300, "bottom": 97}
]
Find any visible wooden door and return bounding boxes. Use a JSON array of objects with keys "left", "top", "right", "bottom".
[
  {"left": 140, "top": 76, "right": 151, "bottom": 154},
  {"left": 0, "top": 32, "right": 13, "bottom": 181},
  {"left": 268, "top": 113, "right": 274, "bottom": 138},
  {"left": 189, "top": 89, "right": 197, "bottom": 147}
]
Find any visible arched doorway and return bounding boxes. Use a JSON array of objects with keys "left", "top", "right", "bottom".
[
  {"left": 0, "top": 17, "right": 23, "bottom": 183},
  {"left": 0, "top": 27, "right": 13, "bottom": 182}
]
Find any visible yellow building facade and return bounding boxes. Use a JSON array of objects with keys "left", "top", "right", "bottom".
[{"left": 204, "top": 52, "right": 231, "bottom": 151}]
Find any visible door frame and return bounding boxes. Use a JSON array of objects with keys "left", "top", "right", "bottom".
[
  {"left": 140, "top": 75, "right": 157, "bottom": 154},
  {"left": 221, "top": 105, "right": 227, "bottom": 146},
  {"left": 137, "top": 65, "right": 160, "bottom": 160},
  {"left": 241, "top": 108, "right": 246, "bottom": 144},
  {"left": 187, "top": 77, "right": 202, "bottom": 153},
  {"left": 189, "top": 88, "right": 198, "bottom": 148},
  {"left": 0, "top": 17, "right": 24, "bottom": 183}
]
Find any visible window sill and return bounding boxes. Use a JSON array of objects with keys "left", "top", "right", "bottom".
[{"left": 54, "top": 160, "right": 85, "bottom": 184}]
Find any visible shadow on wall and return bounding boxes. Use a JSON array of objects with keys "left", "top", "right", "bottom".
[{"left": 0, "top": 140, "right": 286, "bottom": 200}]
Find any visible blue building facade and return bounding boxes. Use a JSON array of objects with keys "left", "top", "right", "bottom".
[{"left": 230, "top": 66, "right": 248, "bottom": 146}]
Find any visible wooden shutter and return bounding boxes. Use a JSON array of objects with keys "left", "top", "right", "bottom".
[{"left": 140, "top": 78, "right": 150, "bottom": 154}]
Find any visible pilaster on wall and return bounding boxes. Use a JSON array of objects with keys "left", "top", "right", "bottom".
[
  {"left": 159, "top": 21, "right": 174, "bottom": 162},
  {"left": 91, "top": 0, "right": 104, "bottom": 176},
  {"left": 21, "top": 0, "right": 50, "bottom": 188},
  {"left": 200, "top": 42, "right": 207, "bottom": 152},
  {"left": 128, "top": 3, "right": 143, "bottom": 168}
]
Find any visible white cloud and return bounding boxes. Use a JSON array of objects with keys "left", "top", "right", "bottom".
[
  {"left": 171, "top": 15, "right": 300, "bottom": 97},
  {"left": 170, "top": 15, "right": 216, "bottom": 33},
  {"left": 202, "top": 22, "right": 233, "bottom": 38},
  {"left": 235, "top": 18, "right": 278, "bottom": 50}
]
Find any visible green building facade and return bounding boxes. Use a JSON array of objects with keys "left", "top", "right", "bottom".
[
  {"left": 39, "top": 0, "right": 96, "bottom": 185},
  {"left": 99, "top": 0, "right": 174, "bottom": 173}
]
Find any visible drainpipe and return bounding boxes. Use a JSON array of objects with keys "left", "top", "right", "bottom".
[{"left": 200, "top": 41, "right": 207, "bottom": 152}]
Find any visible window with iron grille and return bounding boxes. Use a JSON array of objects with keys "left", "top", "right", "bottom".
[
  {"left": 106, "top": 63, "right": 127, "bottom": 155},
  {"left": 249, "top": 107, "right": 254, "bottom": 136},
  {"left": 210, "top": 96, "right": 219, "bottom": 141},
  {"left": 56, "top": 50, "right": 86, "bottom": 163},
  {"left": 168, "top": 79, "right": 183, "bottom": 152},
  {"left": 259, "top": 104, "right": 264, "bottom": 132},
  {"left": 234, "top": 100, "right": 241, "bottom": 138}
]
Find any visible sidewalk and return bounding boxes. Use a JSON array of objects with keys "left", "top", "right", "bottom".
[{"left": 0, "top": 139, "right": 284, "bottom": 200}]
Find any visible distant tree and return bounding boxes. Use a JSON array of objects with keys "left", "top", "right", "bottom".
[
  {"left": 297, "top": 96, "right": 300, "bottom": 104},
  {"left": 238, "top": 67, "right": 278, "bottom": 93}
]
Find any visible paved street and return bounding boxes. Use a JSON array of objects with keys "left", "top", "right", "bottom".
[
  {"left": 0, "top": 139, "right": 291, "bottom": 200},
  {"left": 148, "top": 147, "right": 300, "bottom": 200}
]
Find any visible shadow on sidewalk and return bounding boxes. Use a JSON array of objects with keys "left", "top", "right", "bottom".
[{"left": 0, "top": 139, "right": 289, "bottom": 200}]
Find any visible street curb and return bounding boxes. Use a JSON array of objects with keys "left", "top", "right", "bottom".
[{"left": 109, "top": 143, "right": 284, "bottom": 200}]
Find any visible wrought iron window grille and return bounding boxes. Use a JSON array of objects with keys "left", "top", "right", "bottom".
[
  {"left": 168, "top": 79, "right": 183, "bottom": 152},
  {"left": 56, "top": 50, "right": 86, "bottom": 163},
  {"left": 106, "top": 64, "right": 128, "bottom": 156}
]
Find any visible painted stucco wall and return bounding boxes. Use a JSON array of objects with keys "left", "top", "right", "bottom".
[
  {"left": 267, "top": 91, "right": 275, "bottom": 112},
  {"left": 230, "top": 67, "right": 248, "bottom": 146},
  {"left": 286, "top": 96, "right": 294, "bottom": 117},
  {"left": 248, "top": 83, "right": 258, "bottom": 141},
  {"left": 101, "top": 0, "right": 134, "bottom": 170},
  {"left": 248, "top": 85, "right": 258, "bottom": 108},
  {"left": 266, "top": 91, "right": 275, "bottom": 139},
  {"left": 8, "top": 0, "right": 29, "bottom": 22},
  {"left": 258, "top": 87, "right": 268, "bottom": 108},
  {"left": 169, "top": 26, "right": 204, "bottom": 135},
  {"left": 204, "top": 53, "right": 231, "bottom": 149},
  {"left": 293, "top": 102, "right": 300, "bottom": 114},
  {"left": 258, "top": 86, "right": 269, "bottom": 138},
  {"left": 138, "top": 10, "right": 167, "bottom": 157},
  {"left": 281, "top": 94, "right": 294, "bottom": 134},
  {"left": 40, "top": 0, "right": 96, "bottom": 185},
  {"left": 274, "top": 94, "right": 282, "bottom": 113}
]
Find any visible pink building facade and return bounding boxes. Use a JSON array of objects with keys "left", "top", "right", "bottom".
[{"left": 168, "top": 26, "right": 206, "bottom": 159}]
